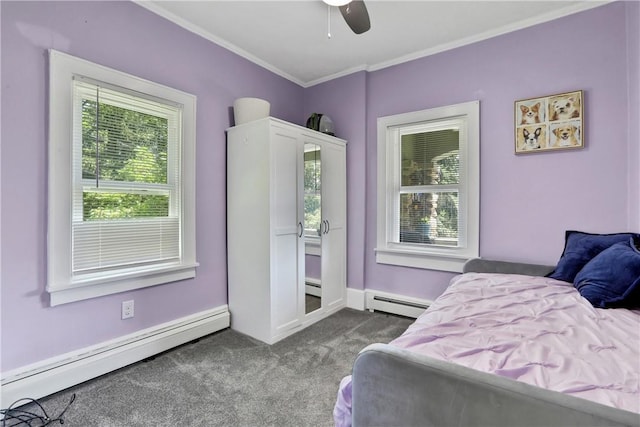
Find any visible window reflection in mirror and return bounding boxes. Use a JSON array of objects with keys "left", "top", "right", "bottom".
[{"left": 304, "top": 143, "right": 322, "bottom": 314}]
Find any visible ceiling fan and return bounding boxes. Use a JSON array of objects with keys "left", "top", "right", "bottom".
[{"left": 322, "top": 0, "right": 371, "bottom": 35}]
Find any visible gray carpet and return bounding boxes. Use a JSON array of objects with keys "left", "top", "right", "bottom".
[
  {"left": 305, "top": 294, "right": 321, "bottom": 313},
  {"left": 25, "top": 309, "right": 413, "bottom": 426}
]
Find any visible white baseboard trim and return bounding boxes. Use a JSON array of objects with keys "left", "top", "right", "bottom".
[
  {"left": 1, "top": 305, "right": 230, "bottom": 407},
  {"left": 347, "top": 288, "right": 365, "bottom": 311},
  {"left": 305, "top": 278, "right": 321, "bottom": 297},
  {"left": 347, "top": 288, "right": 431, "bottom": 319}
]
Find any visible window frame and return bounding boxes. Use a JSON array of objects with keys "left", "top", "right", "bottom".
[
  {"left": 47, "top": 50, "right": 198, "bottom": 306},
  {"left": 375, "top": 101, "right": 479, "bottom": 272}
]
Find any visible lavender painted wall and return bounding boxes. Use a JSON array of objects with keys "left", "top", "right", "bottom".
[
  {"left": 363, "top": 2, "right": 636, "bottom": 300},
  {"left": 305, "top": 255, "right": 321, "bottom": 280},
  {"left": 304, "top": 2, "right": 638, "bottom": 301},
  {"left": 627, "top": 1, "right": 640, "bottom": 231},
  {"left": 0, "top": 1, "right": 303, "bottom": 371},
  {"left": 303, "top": 72, "right": 367, "bottom": 290},
  {"left": 1, "top": 0, "right": 637, "bottom": 375}
]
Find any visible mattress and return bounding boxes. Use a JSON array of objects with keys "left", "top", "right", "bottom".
[{"left": 334, "top": 273, "right": 640, "bottom": 425}]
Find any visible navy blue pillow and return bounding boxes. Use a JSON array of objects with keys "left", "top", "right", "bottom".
[
  {"left": 547, "top": 231, "right": 637, "bottom": 283},
  {"left": 573, "top": 237, "right": 640, "bottom": 309}
]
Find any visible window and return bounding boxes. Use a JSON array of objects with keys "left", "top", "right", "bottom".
[
  {"left": 376, "top": 101, "right": 479, "bottom": 272},
  {"left": 48, "top": 50, "right": 197, "bottom": 305}
]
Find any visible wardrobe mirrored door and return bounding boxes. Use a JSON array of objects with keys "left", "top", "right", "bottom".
[{"left": 304, "top": 143, "right": 322, "bottom": 314}]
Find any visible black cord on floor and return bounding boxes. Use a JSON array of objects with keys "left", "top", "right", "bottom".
[{"left": 0, "top": 393, "right": 75, "bottom": 426}]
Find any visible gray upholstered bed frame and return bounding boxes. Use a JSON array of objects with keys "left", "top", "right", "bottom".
[{"left": 351, "top": 259, "right": 640, "bottom": 427}]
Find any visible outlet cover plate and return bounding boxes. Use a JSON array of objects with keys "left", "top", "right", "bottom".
[{"left": 122, "top": 300, "right": 134, "bottom": 319}]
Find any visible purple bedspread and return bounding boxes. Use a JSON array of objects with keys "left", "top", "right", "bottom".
[{"left": 334, "top": 273, "right": 640, "bottom": 426}]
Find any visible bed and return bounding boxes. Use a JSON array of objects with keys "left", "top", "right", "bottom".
[{"left": 334, "top": 232, "right": 640, "bottom": 427}]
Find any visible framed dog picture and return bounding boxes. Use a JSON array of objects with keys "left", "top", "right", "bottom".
[{"left": 514, "top": 90, "right": 583, "bottom": 154}]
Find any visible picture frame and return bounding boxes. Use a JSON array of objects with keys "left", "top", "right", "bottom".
[{"left": 514, "top": 90, "right": 583, "bottom": 154}]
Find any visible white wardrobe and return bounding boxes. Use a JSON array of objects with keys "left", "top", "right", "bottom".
[{"left": 227, "top": 117, "right": 347, "bottom": 344}]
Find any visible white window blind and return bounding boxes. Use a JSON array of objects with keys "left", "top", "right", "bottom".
[{"left": 72, "top": 79, "right": 182, "bottom": 274}]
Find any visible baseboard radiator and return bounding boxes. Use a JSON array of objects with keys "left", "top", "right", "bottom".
[
  {"left": 365, "top": 292, "right": 430, "bottom": 319},
  {"left": 0, "top": 306, "right": 230, "bottom": 407},
  {"left": 305, "top": 278, "right": 321, "bottom": 297}
]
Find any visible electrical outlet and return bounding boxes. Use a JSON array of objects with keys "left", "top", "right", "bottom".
[{"left": 122, "top": 300, "right": 134, "bottom": 319}]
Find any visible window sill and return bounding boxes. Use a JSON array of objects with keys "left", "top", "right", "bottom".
[
  {"left": 47, "top": 262, "right": 199, "bottom": 306},
  {"left": 375, "top": 247, "right": 472, "bottom": 273}
]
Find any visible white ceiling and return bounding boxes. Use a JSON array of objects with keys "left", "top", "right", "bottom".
[{"left": 137, "top": 0, "right": 608, "bottom": 87}]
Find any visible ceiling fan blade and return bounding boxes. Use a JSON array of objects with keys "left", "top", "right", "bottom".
[{"left": 338, "top": 0, "right": 370, "bottom": 34}]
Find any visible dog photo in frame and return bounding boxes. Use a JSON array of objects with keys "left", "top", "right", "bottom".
[{"left": 515, "top": 90, "right": 583, "bottom": 154}]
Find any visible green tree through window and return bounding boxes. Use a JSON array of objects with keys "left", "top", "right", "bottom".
[{"left": 81, "top": 99, "right": 170, "bottom": 220}]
